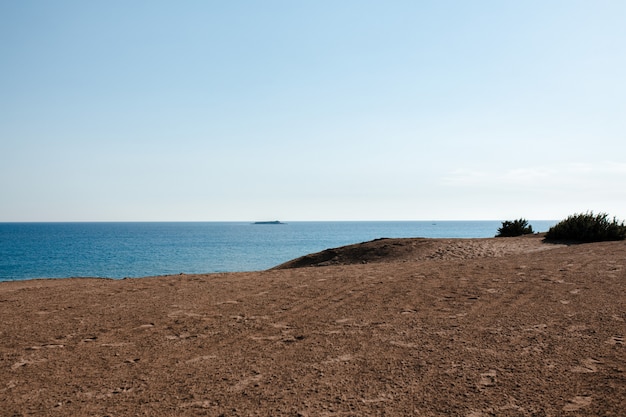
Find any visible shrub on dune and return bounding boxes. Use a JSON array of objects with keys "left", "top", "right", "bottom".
[
  {"left": 545, "top": 212, "right": 626, "bottom": 242},
  {"left": 496, "top": 218, "right": 534, "bottom": 237}
]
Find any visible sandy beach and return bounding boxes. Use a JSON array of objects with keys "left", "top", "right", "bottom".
[{"left": 1, "top": 234, "right": 624, "bottom": 416}]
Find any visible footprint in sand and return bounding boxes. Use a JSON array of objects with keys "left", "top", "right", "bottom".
[
  {"left": 570, "top": 358, "right": 601, "bottom": 373},
  {"left": 11, "top": 358, "right": 47, "bottom": 369},
  {"left": 184, "top": 355, "right": 217, "bottom": 364},
  {"left": 229, "top": 373, "right": 262, "bottom": 393},
  {"left": 11, "top": 359, "right": 30, "bottom": 370},
  {"left": 165, "top": 333, "right": 196, "bottom": 340},
  {"left": 217, "top": 300, "right": 239, "bottom": 305},
  {"left": 100, "top": 342, "right": 132, "bottom": 347},
  {"left": 178, "top": 400, "right": 213, "bottom": 409},
  {"left": 563, "top": 396, "right": 592, "bottom": 411},
  {"left": 250, "top": 335, "right": 282, "bottom": 341},
  {"left": 390, "top": 340, "right": 419, "bottom": 348},
  {"left": 607, "top": 335, "right": 624, "bottom": 345},
  {"left": 567, "top": 324, "right": 587, "bottom": 332},
  {"left": 524, "top": 323, "right": 547, "bottom": 332},
  {"left": 168, "top": 310, "right": 205, "bottom": 318},
  {"left": 360, "top": 393, "right": 394, "bottom": 403},
  {"left": 270, "top": 322, "right": 291, "bottom": 329},
  {"left": 27, "top": 343, "right": 65, "bottom": 350},
  {"left": 323, "top": 354, "right": 353, "bottom": 364},
  {"left": 478, "top": 370, "right": 497, "bottom": 388}
]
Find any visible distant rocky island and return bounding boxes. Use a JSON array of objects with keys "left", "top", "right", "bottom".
[{"left": 253, "top": 220, "right": 285, "bottom": 225}]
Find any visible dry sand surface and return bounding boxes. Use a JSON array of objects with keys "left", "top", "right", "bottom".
[{"left": 1, "top": 234, "right": 624, "bottom": 416}]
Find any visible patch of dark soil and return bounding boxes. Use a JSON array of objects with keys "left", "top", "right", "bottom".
[{"left": 272, "top": 238, "right": 437, "bottom": 269}]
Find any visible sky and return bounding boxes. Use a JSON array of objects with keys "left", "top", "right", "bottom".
[{"left": 1, "top": 1, "right": 625, "bottom": 222}]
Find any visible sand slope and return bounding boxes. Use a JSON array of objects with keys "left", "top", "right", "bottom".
[{"left": 1, "top": 235, "right": 624, "bottom": 416}]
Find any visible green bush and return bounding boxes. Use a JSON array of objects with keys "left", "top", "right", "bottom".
[
  {"left": 496, "top": 218, "right": 534, "bottom": 237},
  {"left": 545, "top": 212, "right": 626, "bottom": 242}
]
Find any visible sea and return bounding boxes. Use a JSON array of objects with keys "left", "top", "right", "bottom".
[{"left": 0, "top": 221, "right": 557, "bottom": 282}]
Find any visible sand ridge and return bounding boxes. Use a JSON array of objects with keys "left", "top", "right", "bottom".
[
  {"left": 273, "top": 233, "right": 565, "bottom": 268},
  {"left": 1, "top": 235, "right": 624, "bottom": 416}
]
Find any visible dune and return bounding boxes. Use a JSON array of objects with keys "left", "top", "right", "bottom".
[{"left": 1, "top": 234, "right": 624, "bottom": 415}]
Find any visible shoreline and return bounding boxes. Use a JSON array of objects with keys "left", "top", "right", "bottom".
[
  {"left": 0, "top": 221, "right": 560, "bottom": 282},
  {"left": 1, "top": 236, "right": 624, "bottom": 415},
  {"left": 1, "top": 234, "right": 560, "bottom": 283}
]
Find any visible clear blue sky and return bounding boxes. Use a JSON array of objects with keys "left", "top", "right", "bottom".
[{"left": 2, "top": 1, "right": 625, "bottom": 221}]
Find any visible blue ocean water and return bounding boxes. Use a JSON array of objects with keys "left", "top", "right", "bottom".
[{"left": 0, "top": 221, "right": 557, "bottom": 282}]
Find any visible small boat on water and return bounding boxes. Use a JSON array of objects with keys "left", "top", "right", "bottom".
[{"left": 253, "top": 220, "right": 285, "bottom": 225}]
